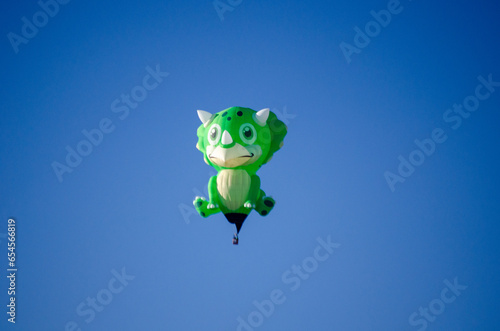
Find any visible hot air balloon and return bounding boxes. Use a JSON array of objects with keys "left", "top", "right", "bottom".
[{"left": 193, "top": 106, "right": 287, "bottom": 244}]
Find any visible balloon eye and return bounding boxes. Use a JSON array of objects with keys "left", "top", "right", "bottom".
[
  {"left": 207, "top": 124, "right": 221, "bottom": 145},
  {"left": 239, "top": 123, "right": 257, "bottom": 144},
  {"left": 243, "top": 127, "right": 252, "bottom": 138}
]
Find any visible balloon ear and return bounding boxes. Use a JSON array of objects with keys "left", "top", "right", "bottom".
[
  {"left": 197, "top": 110, "right": 213, "bottom": 127},
  {"left": 254, "top": 108, "right": 270, "bottom": 126}
]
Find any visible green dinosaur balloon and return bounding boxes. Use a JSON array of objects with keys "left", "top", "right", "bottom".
[{"left": 193, "top": 106, "right": 287, "bottom": 244}]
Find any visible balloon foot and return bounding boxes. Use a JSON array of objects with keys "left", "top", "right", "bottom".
[{"left": 232, "top": 234, "right": 239, "bottom": 245}]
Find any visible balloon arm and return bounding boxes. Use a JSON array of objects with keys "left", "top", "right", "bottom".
[
  {"left": 245, "top": 175, "right": 261, "bottom": 206},
  {"left": 208, "top": 175, "right": 218, "bottom": 205}
]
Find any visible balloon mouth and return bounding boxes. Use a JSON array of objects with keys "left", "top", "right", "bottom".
[
  {"left": 208, "top": 153, "right": 255, "bottom": 159},
  {"left": 207, "top": 144, "right": 261, "bottom": 168},
  {"left": 210, "top": 153, "right": 254, "bottom": 158},
  {"left": 208, "top": 154, "right": 252, "bottom": 167}
]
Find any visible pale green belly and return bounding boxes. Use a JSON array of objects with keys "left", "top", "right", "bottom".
[{"left": 217, "top": 169, "right": 250, "bottom": 211}]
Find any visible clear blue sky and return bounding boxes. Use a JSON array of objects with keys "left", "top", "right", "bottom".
[{"left": 1, "top": 0, "right": 500, "bottom": 330}]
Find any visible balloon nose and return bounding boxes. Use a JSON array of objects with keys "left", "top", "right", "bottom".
[{"left": 221, "top": 130, "right": 233, "bottom": 145}]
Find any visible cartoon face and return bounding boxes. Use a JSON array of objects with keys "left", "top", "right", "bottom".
[{"left": 196, "top": 107, "right": 287, "bottom": 173}]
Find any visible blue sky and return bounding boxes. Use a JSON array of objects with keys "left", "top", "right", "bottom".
[{"left": 1, "top": 0, "right": 500, "bottom": 330}]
